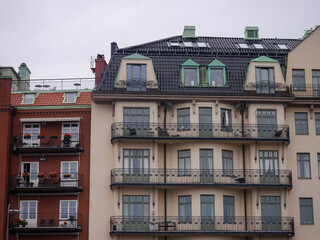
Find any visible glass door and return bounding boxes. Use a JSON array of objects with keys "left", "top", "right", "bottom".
[
  {"left": 123, "top": 108, "right": 149, "bottom": 137},
  {"left": 261, "top": 196, "right": 281, "bottom": 231},
  {"left": 312, "top": 70, "right": 320, "bottom": 97},
  {"left": 257, "top": 110, "right": 277, "bottom": 138},
  {"left": 259, "top": 151, "right": 279, "bottom": 184},
  {"left": 201, "top": 195, "right": 215, "bottom": 231},
  {"left": 199, "top": 107, "right": 212, "bottom": 137},
  {"left": 20, "top": 201, "right": 37, "bottom": 227},
  {"left": 123, "top": 150, "right": 149, "bottom": 183},
  {"left": 61, "top": 162, "right": 78, "bottom": 187},
  {"left": 200, "top": 149, "right": 214, "bottom": 183},
  {"left": 23, "top": 124, "right": 40, "bottom": 147},
  {"left": 22, "top": 162, "right": 39, "bottom": 187}
]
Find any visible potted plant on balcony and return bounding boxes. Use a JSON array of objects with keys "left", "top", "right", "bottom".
[
  {"left": 28, "top": 182, "right": 34, "bottom": 187},
  {"left": 22, "top": 172, "right": 30, "bottom": 181},
  {"left": 63, "top": 133, "right": 72, "bottom": 147},
  {"left": 38, "top": 133, "right": 45, "bottom": 139},
  {"left": 15, "top": 219, "right": 28, "bottom": 227},
  {"left": 50, "top": 171, "right": 57, "bottom": 178},
  {"left": 64, "top": 173, "right": 71, "bottom": 178},
  {"left": 23, "top": 133, "right": 31, "bottom": 139},
  {"left": 37, "top": 172, "right": 44, "bottom": 178},
  {"left": 50, "top": 134, "right": 58, "bottom": 139}
]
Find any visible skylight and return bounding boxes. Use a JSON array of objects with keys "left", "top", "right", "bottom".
[
  {"left": 238, "top": 43, "right": 249, "bottom": 49},
  {"left": 196, "top": 42, "right": 208, "bottom": 48},
  {"left": 183, "top": 42, "right": 194, "bottom": 47},
  {"left": 253, "top": 44, "right": 264, "bottom": 49},
  {"left": 277, "top": 44, "right": 289, "bottom": 50},
  {"left": 169, "top": 41, "right": 180, "bottom": 47}
]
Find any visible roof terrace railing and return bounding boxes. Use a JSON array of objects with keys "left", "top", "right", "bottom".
[
  {"left": 110, "top": 216, "right": 294, "bottom": 234},
  {"left": 290, "top": 84, "right": 320, "bottom": 98},
  {"left": 111, "top": 169, "right": 292, "bottom": 187},
  {"left": 111, "top": 123, "right": 289, "bottom": 141}
]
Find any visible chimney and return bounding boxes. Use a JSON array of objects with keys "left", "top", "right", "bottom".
[
  {"left": 18, "top": 63, "right": 31, "bottom": 91},
  {"left": 0, "top": 78, "right": 12, "bottom": 105},
  {"left": 94, "top": 54, "right": 107, "bottom": 86},
  {"left": 182, "top": 26, "right": 196, "bottom": 38},
  {"left": 111, "top": 42, "right": 119, "bottom": 57},
  {"left": 244, "top": 26, "right": 259, "bottom": 40}
]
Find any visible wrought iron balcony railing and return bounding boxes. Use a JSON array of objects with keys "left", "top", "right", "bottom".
[
  {"left": 110, "top": 216, "right": 294, "bottom": 235},
  {"left": 11, "top": 172, "right": 83, "bottom": 193},
  {"left": 290, "top": 84, "right": 320, "bottom": 98},
  {"left": 111, "top": 169, "right": 292, "bottom": 187},
  {"left": 9, "top": 212, "right": 82, "bottom": 233},
  {"left": 13, "top": 133, "right": 84, "bottom": 153},
  {"left": 111, "top": 123, "right": 289, "bottom": 141}
]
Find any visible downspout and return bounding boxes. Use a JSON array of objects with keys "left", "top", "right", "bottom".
[{"left": 164, "top": 102, "right": 168, "bottom": 234}]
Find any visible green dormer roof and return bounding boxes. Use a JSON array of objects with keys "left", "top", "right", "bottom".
[
  {"left": 183, "top": 26, "right": 196, "bottom": 38},
  {"left": 208, "top": 59, "right": 226, "bottom": 67},
  {"left": 123, "top": 53, "right": 150, "bottom": 60},
  {"left": 251, "top": 56, "right": 278, "bottom": 63},
  {"left": 181, "top": 58, "right": 200, "bottom": 67}
]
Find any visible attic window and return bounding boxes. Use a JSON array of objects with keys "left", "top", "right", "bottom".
[
  {"left": 169, "top": 41, "right": 181, "bottom": 47},
  {"left": 196, "top": 42, "right": 208, "bottom": 48},
  {"left": 65, "top": 92, "right": 76, "bottom": 103},
  {"left": 23, "top": 93, "right": 35, "bottom": 104},
  {"left": 276, "top": 44, "right": 289, "bottom": 50},
  {"left": 183, "top": 42, "right": 194, "bottom": 47},
  {"left": 253, "top": 44, "right": 265, "bottom": 49},
  {"left": 238, "top": 43, "right": 250, "bottom": 49}
]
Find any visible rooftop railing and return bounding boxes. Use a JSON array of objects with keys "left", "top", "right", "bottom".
[
  {"left": 290, "top": 84, "right": 320, "bottom": 98},
  {"left": 111, "top": 169, "right": 292, "bottom": 187},
  {"left": 11, "top": 172, "right": 83, "bottom": 192},
  {"left": 111, "top": 123, "right": 289, "bottom": 141},
  {"left": 110, "top": 216, "right": 294, "bottom": 235}
]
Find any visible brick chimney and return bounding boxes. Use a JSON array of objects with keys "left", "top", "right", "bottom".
[{"left": 94, "top": 54, "right": 107, "bottom": 86}]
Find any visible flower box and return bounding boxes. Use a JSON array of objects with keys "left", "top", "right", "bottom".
[
  {"left": 49, "top": 172, "right": 57, "bottom": 178},
  {"left": 23, "top": 134, "right": 31, "bottom": 139},
  {"left": 22, "top": 172, "right": 30, "bottom": 178},
  {"left": 38, "top": 133, "right": 45, "bottom": 139},
  {"left": 37, "top": 173, "right": 44, "bottom": 178},
  {"left": 50, "top": 134, "right": 58, "bottom": 139},
  {"left": 64, "top": 174, "right": 71, "bottom": 178}
]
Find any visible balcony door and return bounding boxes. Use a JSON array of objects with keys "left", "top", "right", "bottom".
[
  {"left": 201, "top": 195, "right": 215, "bottom": 231},
  {"left": 259, "top": 151, "right": 279, "bottom": 184},
  {"left": 123, "top": 108, "right": 149, "bottom": 136},
  {"left": 60, "top": 161, "right": 78, "bottom": 187},
  {"left": 261, "top": 196, "right": 281, "bottom": 231},
  {"left": 257, "top": 110, "right": 277, "bottom": 138},
  {"left": 21, "top": 162, "right": 39, "bottom": 187},
  {"left": 200, "top": 149, "right": 214, "bottom": 183},
  {"left": 123, "top": 149, "right": 149, "bottom": 183},
  {"left": 199, "top": 107, "right": 212, "bottom": 137},
  {"left": 23, "top": 123, "right": 40, "bottom": 147},
  {"left": 123, "top": 195, "right": 149, "bottom": 230},
  {"left": 256, "top": 67, "right": 275, "bottom": 94},
  {"left": 62, "top": 123, "right": 79, "bottom": 147},
  {"left": 20, "top": 201, "right": 37, "bottom": 227},
  {"left": 313, "top": 70, "right": 320, "bottom": 97}
]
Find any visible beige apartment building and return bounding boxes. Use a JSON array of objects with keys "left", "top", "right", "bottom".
[{"left": 89, "top": 26, "right": 320, "bottom": 240}]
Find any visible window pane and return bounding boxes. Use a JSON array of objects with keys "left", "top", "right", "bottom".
[
  {"left": 210, "top": 68, "right": 224, "bottom": 86},
  {"left": 295, "top": 113, "right": 308, "bottom": 135},
  {"left": 184, "top": 68, "right": 197, "bottom": 86},
  {"left": 292, "top": 70, "right": 306, "bottom": 90},
  {"left": 300, "top": 198, "right": 313, "bottom": 224},
  {"left": 297, "top": 153, "right": 311, "bottom": 179}
]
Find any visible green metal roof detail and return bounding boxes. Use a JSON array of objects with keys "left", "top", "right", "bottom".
[
  {"left": 183, "top": 26, "right": 196, "bottom": 38},
  {"left": 251, "top": 56, "right": 278, "bottom": 63},
  {"left": 207, "top": 59, "right": 226, "bottom": 67},
  {"left": 244, "top": 26, "right": 259, "bottom": 40},
  {"left": 123, "top": 53, "right": 150, "bottom": 60},
  {"left": 181, "top": 58, "right": 200, "bottom": 67}
]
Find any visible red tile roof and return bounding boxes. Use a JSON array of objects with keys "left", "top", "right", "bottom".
[{"left": 11, "top": 92, "right": 91, "bottom": 106}]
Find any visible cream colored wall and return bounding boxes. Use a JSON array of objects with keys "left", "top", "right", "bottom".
[{"left": 247, "top": 103, "right": 285, "bottom": 125}]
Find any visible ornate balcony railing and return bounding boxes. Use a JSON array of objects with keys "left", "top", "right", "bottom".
[
  {"left": 11, "top": 172, "right": 83, "bottom": 193},
  {"left": 13, "top": 133, "right": 84, "bottom": 153},
  {"left": 111, "top": 169, "right": 292, "bottom": 187},
  {"left": 290, "top": 84, "right": 320, "bottom": 98},
  {"left": 111, "top": 123, "right": 289, "bottom": 141},
  {"left": 110, "top": 216, "right": 294, "bottom": 235},
  {"left": 9, "top": 212, "right": 82, "bottom": 233}
]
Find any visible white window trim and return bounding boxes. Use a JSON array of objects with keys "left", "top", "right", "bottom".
[
  {"left": 63, "top": 92, "right": 80, "bottom": 103},
  {"left": 19, "top": 200, "right": 38, "bottom": 226},
  {"left": 21, "top": 93, "right": 39, "bottom": 104},
  {"left": 61, "top": 122, "right": 80, "bottom": 146},
  {"left": 60, "top": 161, "right": 78, "bottom": 180},
  {"left": 23, "top": 123, "right": 40, "bottom": 146},
  {"left": 59, "top": 200, "right": 78, "bottom": 220}
]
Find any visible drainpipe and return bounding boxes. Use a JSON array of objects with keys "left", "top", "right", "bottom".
[{"left": 164, "top": 102, "right": 168, "bottom": 235}]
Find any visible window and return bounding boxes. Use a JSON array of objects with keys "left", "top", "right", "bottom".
[
  {"left": 123, "top": 108, "right": 149, "bottom": 136},
  {"left": 62, "top": 123, "right": 79, "bottom": 145},
  {"left": 123, "top": 195, "right": 150, "bottom": 218},
  {"left": 238, "top": 43, "right": 249, "bottom": 48},
  {"left": 181, "top": 59, "right": 200, "bottom": 86},
  {"left": 318, "top": 153, "right": 320, "bottom": 178},
  {"left": 196, "top": 42, "right": 208, "bottom": 48},
  {"left": 312, "top": 70, "right": 320, "bottom": 97},
  {"left": 20, "top": 201, "right": 37, "bottom": 227},
  {"left": 178, "top": 150, "right": 191, "bottom": 176},
  {"left": 126, "top": 64, "right": 146, "bottom": 91},
  {"left": 297, "top": 153, "right": 311, "bottom": 179},
  {"left": 199, "top": 107, "right": 212, "bottom": 137},
  {"left": 23, "top": 93, "right": 35, "bottom": 104},
  {"left": 201, "top": 195, "right": 215, "bottom": 229},
  {"left": 207, "top": 59, "right": 227, "bottom": 87},
  {"left": 276, "top": 44, "right": 289, "bottom": 50},
  {"left": 169, "top": 41, "right": 181, "bottom": 47},
  {"left": 253, "top": 43, "right": 265, "bottom": 49},
  {"left": 61, "top": 162, "right": 78, "bottom": 186},
  {"left": 295, "top": 113, "right": 308, "bottom": 135},
  {"left": 221, "top": 109, "right": 232, "bottom": 131},
  {"left": 123, "top": 149, "right": 149, "bottom": 183},
  {"left": 177, "top": 108, "right": 190, "bottom": 130},
  {"left": 257, "top": 110, "right": 277, "bottom": 138},
  {"left": 222, "top": 150, "right": 233, "bottom": 176},
  {"left": 316, "top": 113, "right": 320, "bottom": 135},
  {"left": 256, "top": 67, "right": 275, "bottom": 93},
  {"left": 23, "top": 123, "right": 40, "bottom": 145},
  {"left": 292, "top": 70, "right": 305, "bottom": 90},
  {"left": 183, "top": 42, "right": 194, "bottom": 47},
  {"left": 179, "top": 196, "right": 191, "bottom": 223},
  {"left": 223, "top": 196, "right": 235, "bottom": 223},
  {"left": 299, "top": 198, "right": 314, "bottom": 224},
  {"left": 60, "top": 200, "right": 77, "bottom": 219},
  {"left": 65, "top": 92, "right": 76, "bottom": 103}
]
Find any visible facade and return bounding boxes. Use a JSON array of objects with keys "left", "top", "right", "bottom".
[
  {"left": 89, "top": 26, "right": 320, "bottom": 240},
  {"left": 0, "top": 67, "right": 92, "bottom": 240}
]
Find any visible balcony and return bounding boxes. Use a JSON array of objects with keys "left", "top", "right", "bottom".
[
  {"left": 290, "top": 84, "right": 320, "bottom": 99},
  {"left": 111, "top": 169, "right": 292, "bottom": 188},
  {"left": 9, "top": 213, "right": 82, "bottom": 235},
  {"left": 13, "top": 133, "right": 84, "bottom": 154},
  {"left": 110, "top": 216, "right": 294, "bottom": 236},
  {"left": 11, "top": 172, "right": 83, "bottom": 193},
  {"left": 111, "top": 123, "right": 289, "bottom": 142}
]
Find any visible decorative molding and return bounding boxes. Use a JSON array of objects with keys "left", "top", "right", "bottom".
[
  {"left": 310, "top": 104, "right": 314, "bottom": 120},
  {"left": 215, "top": 100, "right": 219, "bottom": 115},
  {"left": 115, "top": 80, "right": 126, "bottom": 88},
  {"left": 146, "top": 81, "right": 158, "bottom": 88},
  {"left": 246, "top": 82, "right": 256, "bottom": 90},
  {"left": 192, "top": 100, "right": 196, "bottom": 115},
  {"left": 275, "top": 83, "right": 286, "bottom": 91}
]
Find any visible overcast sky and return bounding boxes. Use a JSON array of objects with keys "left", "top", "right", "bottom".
[{"left": 1, "top": 0, "right": 319, "bottom": 79}]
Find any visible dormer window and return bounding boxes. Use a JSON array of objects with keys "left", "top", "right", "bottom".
[
  {"left": 256, "top": 67, "right": 275, "bottom": 93},
  {"left": 207, "top": 59, "right": 227, "bottom": 87},
  {"left": 181, "top": 59, "right": 200, "bottom": 87},
  {"left": 126, "top": 64, "right": 146, "bottom": 91},
  {"left": 23, "top": 93, "right": 35, "bottom": 104},
  {"left": 276, "top": 44, "right": 289, "bottom": 50},
  {"left": 66, "top": 93, "right": 76, "bottom": 103}
]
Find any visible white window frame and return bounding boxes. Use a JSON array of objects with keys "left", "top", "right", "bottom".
[
  {"left": 61, "top": 122, "right": 79, "bottom": 147},
  {"left": 60, "top": 161, "right": 78, "bottom": 187},
  {"left": 59, "top": 200, "right": 78, "bottom": 227},
  {"left": 22, "top": 93, "right": 36, "bottom": 104},
  {"left": 63, "top": 92, "right": 78, "bottom": 103},
  {"left": 23, "top": 123, "right": 40, "bottom": 147},
  {"left": 20, "top": 200, "right": 38, "bottom": 227},
  {"left": 21, "top": 162, "right": 39, "bottom": 187}
]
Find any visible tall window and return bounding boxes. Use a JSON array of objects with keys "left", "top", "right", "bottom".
[
  {"left": 223, "top": 196, "right": 235, "bottom": 223},
  {"left": 221, "top": 108, "right": 232, "bottom": 131},
  {"left": 256, "top": 67, "right": 275, "bottom": 93},
  {"left": 299, "top": 198, "right": 314, "bottom": 224},
  {"left": 257, "top": 110, "right": 277, "bottom": 138},
  {"left": 295, "top": 113, "right": 308, "bottom": 135},
  {"left": 123, "top": 108, "right": 149, "bottom": 136},
  {"left": 297, "top": 153, "right": 311, "bottom": 179},
  {"left": 177, "top": 108, "right": 190, "bottom": 130},
  {"left": 315, "top": 113, "right": 320, "bottom": 135},
  {"left": 312, "top": 70, "right": 320, "bottom": 97},
  {"left": 318, "top": 153, "right": 320, "bottom": 178},
  {"left": 292, "top": 69, "right": 305, "bottom": 90},
  {"left": 123, "top": 195, "right": 149, "bottom": 218},
  {"left": 222, "top": 150, "right": 233, "bottom": 176},
  {"left": 20, "top": 201, "right": 37, "bottom": 227},
  {"left": 62, "top": 123, "right": 79, "bottom": 145},
  {"left": 60, "top": 200, "right": 77, "bottom": 219},
  {"left": 123, "top": 149, "right": 149, "bottom": 182},
  {"left": 61, "top": 162, "right": 78, "bottom": 186},
  {"left": 23, "top": 124, "right": 40, "bottom": 145},
  {"left": 126, "top": 64, "right": 146, "bottom": 91},
  {"left": 210, "top": 68, "right": 224, "bottom": 86},
  {"left": 179, "top": 196, "right": 192, "bottom": 223},
  {"left": 178, "top": 150, "right": 191, "bottom": 176}
]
